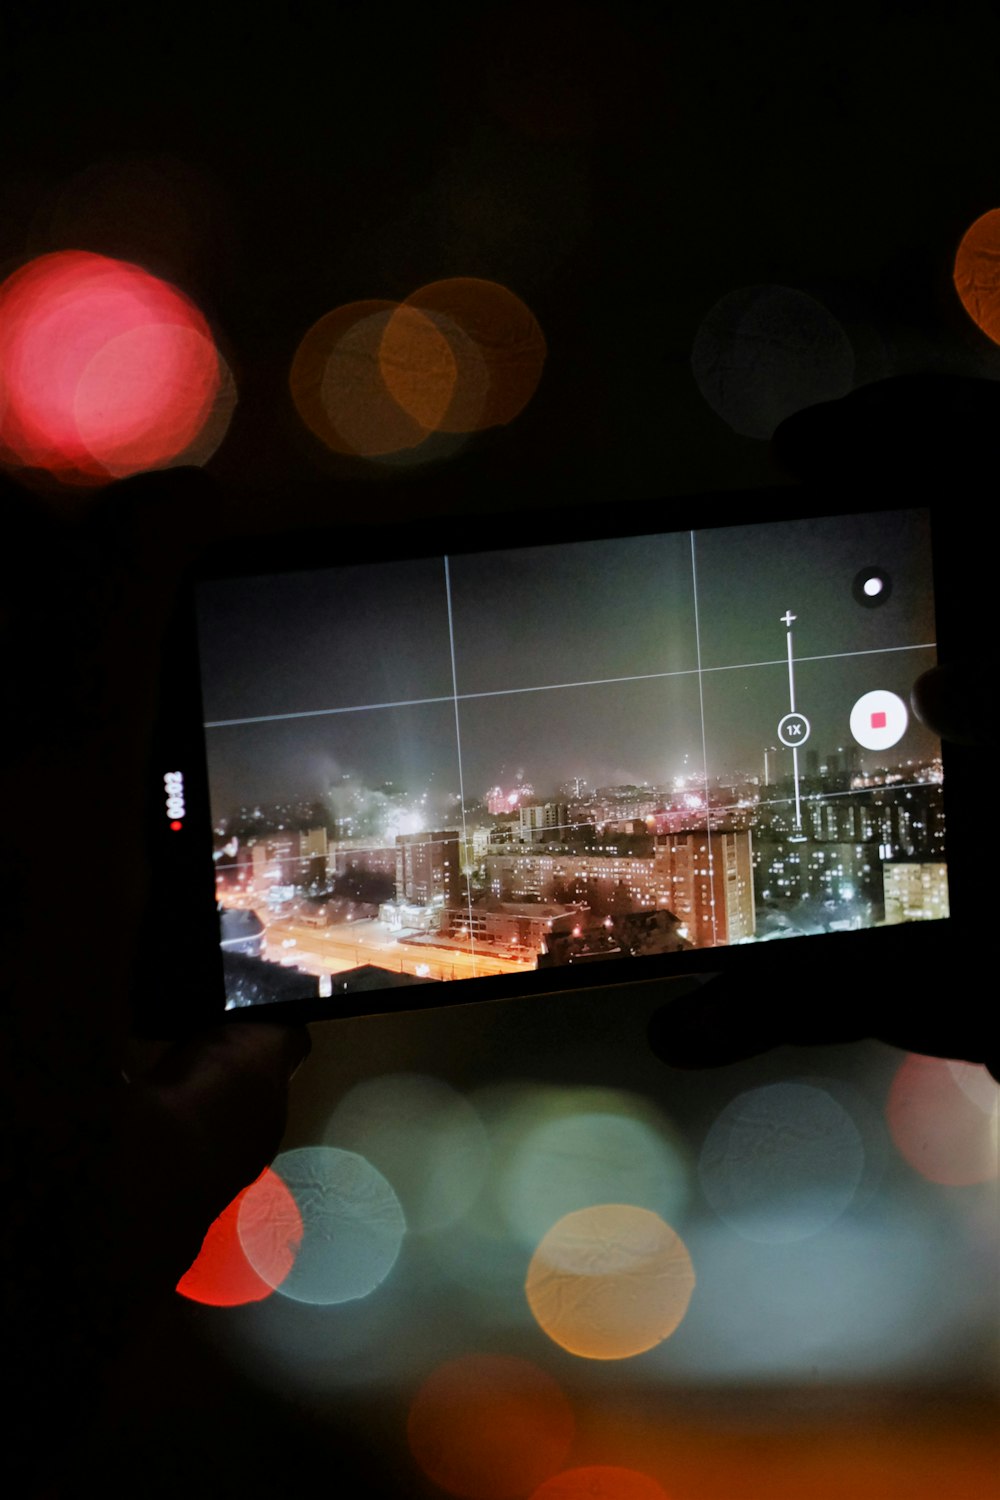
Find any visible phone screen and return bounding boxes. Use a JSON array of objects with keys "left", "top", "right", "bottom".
[{"left": 191, "top": 505, "right": 945, "bottom": 1011}]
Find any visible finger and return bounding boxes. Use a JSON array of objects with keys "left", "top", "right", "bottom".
[
  {"left": 646, "top": 980, "right": 868, "bottom": 1069},
  {"left": 647, "top": 973, "right": 998, "bottom": 1080},
  {"left": 140, "top": 1021, "right": 312, "bottom": 1215},
  {"left": 770, "top": 372, "right": 1000, "bottom": 484},
  {"left": 109, "top": 1023, "right": 311, "bottom": 1288},
  {"left": 911, "top": 664, "right": 984, "bottom": 746}
]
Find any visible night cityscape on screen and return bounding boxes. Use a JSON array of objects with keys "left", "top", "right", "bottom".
[{"left": 197, "top": 508, "right": 946, "bottom": 1007}]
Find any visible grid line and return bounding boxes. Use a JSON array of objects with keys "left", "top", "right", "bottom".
[
  {"left": 444, "top": 554, "right": 478, "bottom": 970},
  {"left": 203, "top": 641, "right": 937, "bottom": 730},
  {"left": 211, "top": 777, "right": 941, "bottom": 872},
  {"left": 690, "top": 530, "right": 718, "bottom": 945}
]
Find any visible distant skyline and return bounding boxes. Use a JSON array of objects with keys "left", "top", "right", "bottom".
[{"left": 199, "top": 508, "right": 940, "bottom": 817}]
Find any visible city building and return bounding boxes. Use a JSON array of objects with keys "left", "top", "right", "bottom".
[
  {"left": 485, "top": 826, "right": 754, "bottom": 948},
  {"left": 653, "top": 829, "right": 756, "bottom": 946},
  {"left": 755, "top": 836, "right": 877, "bottom": 906},
  {"left": 440, "top": 900, "right": 587, "bottom": 955},
  {"left": 396, "top": 831, "right": 460, "bottom": 907},
  {"left": 331, "top": 843, "right": 398, "bottom": 883},
  {"left": 883, "top": 862, "right": 950, "bottom": 924},
  {"left": 300, "top": 825, "right": 328, "bottom": 861},
  {"left": 519, "top": 802, "right": 570, "bottom": 842},
  {"left": 754, "top": 779, "right": 946, "bottom": 912}
]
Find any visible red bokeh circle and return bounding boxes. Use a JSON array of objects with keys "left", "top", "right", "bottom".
[
  {"left": 0, "top": 250, "right": 222, "bottom": 485},
  {"left": 176, "top": 1168, "right": 303, "bottom": 1308}
]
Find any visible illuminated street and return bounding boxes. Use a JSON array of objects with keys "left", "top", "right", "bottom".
[{"left": 261, "top": 916, "right": 534, "bottom": 982}]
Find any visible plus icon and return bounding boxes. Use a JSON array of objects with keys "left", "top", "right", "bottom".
[{"left": 780, "top": 610, "right": 796, "bottom": 627}]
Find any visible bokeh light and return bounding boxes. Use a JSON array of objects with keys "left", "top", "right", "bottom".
[
  {"left": 423, "top": 1084, "right": 689, "bottom": 1320},
  {"left": 171, "top": 348, "right": 238, "bottom": 469},
  {"left": 289, "top": 299, "right": 437, "bottom": 459},
  {"left": 698, "top": 1082, "right": 865, "bottom": 1242},
  {"left": 500, "top": 1106, "right": 689, "bottom": 1251},
  {"left": 391, "top": 277, "right": 546, "bottom": 431},
  {"left": 530, "top": 1468, "right": 668, "bottom": 1500},
  {"left": 0, "top": 250, "right": 225, "bottom": 484},
  {"left": 176, "top": 1168, "right": 301, "bottom": 1307},
  {"left": 324, "top": 1072, "right": 490, "bottom": 1233},
  {"left": 375, "top": 303, "right": 465, "bottom": 431},
  {"left": 574, "top": 1389, "right": 998, "bottom": 1500},
  {"left": 946, "top": 1060, "right": 1000, "bottom": 1115},
  {"left": 953, "top": 207, "right": 1000, "bottom": 346},
  {"left": 291, "top": 279, "right": 545, "bottom": 465},
  {"left": 525, "top": 1204, "right": 695, "bottom": 1359},
  {"left": 887, "top": 1054, "right": 999, "bottom": 1186},
  {"left": 407, "top": 1353, "right": 574, "bottom": 1500},
  {"left": 797, "top": 1074, "right": 890, "bottom": 1210},
  {"left": 691, "top": 284, "right": 855, "bottom": 439},
  {"left": 652, "top": 1201, "right": 984, "bottom": 1382},
  {"left": 204, "top": 1257, "right": 426, "bottom": 1399},
  {"left": 238, "top": 1145, "right": 406, "bottom": 1304}
]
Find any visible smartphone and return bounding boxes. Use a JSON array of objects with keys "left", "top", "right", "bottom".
[{"left": 140, "top": 490, "right": 965, "bottom": 1035}]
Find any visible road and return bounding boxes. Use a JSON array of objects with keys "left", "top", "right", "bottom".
[{"left": 261, "top": 916, "right": 535, "bottom": 983}]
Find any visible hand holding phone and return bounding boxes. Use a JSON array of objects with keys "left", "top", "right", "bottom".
[
  {"left": 1, "top": 469, "right": 310, "bottom": 1494},
  {"left": 646, "top": 381, "right": 996, "bottom": 1082}
]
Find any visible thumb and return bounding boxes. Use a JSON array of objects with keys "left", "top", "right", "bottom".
[{"left": 115, "top": 1023, "right": 311, "bottom": 1288}]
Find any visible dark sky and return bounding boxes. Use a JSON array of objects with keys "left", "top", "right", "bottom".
[{"left": 199, "top": 507, "right": 940, "bottom": 813}]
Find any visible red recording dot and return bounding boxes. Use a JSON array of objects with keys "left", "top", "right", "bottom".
[{"left": 170, "top": 820, "right": 183, "bottom": 831}]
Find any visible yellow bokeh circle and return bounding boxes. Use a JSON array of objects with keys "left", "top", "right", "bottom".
[{"left": 525, "top": 1203, "right": 695, "bottom": 1359}]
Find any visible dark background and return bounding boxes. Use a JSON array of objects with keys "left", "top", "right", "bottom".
[
  {"left": 7, "top": 2, "right": 1000, "bottom": 518},
  {"left": 3, "top": 4, "right": 998, "bottom": 1495}
]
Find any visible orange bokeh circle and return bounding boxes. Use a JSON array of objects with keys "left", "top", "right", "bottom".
[
  {"left": 384, "top": 278, "right": 546, "bottom": 432},
  {"left": 290, "top": 298, "right": 454, "bottom": 458},
  {"left": 407, "top": 1353, "right": 575, "bottom": 1500},
  {"left": 526, "top": 1204, "right": 695, "bottom": 1360},
  {"left": 954, "top": 208, "right": 1000, "bottom": 346}
]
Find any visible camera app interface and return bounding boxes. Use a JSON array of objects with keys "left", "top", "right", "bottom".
[{"left": 196, "top": 508, "right": 945, "bottom": 1008}]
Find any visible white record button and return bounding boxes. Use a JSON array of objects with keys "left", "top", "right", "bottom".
[{"left": 850, "top": 689, "right": 908, "bottom": 750}]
